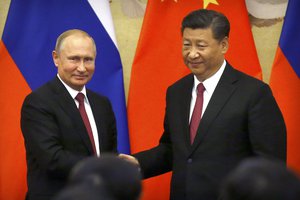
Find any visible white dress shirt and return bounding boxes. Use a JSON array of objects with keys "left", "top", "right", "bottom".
[
  {"left": 57, "top": 74, "right": 100, "bottom": 156},
  {"left": 189, "top": 60, "right": 226, "bottom": 122}
]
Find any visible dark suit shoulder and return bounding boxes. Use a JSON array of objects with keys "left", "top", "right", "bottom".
[
  {"left": 222, "top": 65, "right": 279, "bottom": 115},
  {"left": 167, "top": 73, "right": 194, "bottom": 93},
  {"left": 23, "top": 78, "right": 57, "bottom": 104},
  {"left": 222, "top": 63, "right": 271, "bottom": 94},
  {"left": 233, "top": 68, "right": 267, "bottom": 86},
  {"left": 236, "top": 69, "right": 274, "bottom": 100},
  {"left": 86, "top": 89, "right": 113, "bottom": 110},
  {"left": 86, "top": 89, "right": 110, "bottom": 102}
]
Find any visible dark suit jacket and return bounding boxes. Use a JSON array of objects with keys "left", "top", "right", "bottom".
[
  {"left": 134, "top": 63, "right": 286, "bottom": 200},
  {"left": 21, "top": 77, "right": 118, "bottom": 200}
]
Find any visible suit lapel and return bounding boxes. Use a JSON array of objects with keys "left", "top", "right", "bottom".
[
  {"left": 178, "top": 75, "right": 195, "bottom": 150},
  {"left": 86, "top": 91, "right": 105, "bottom": 152},
  {"left": 50, "top": 77, "right": 94, "bottom": 154},
  {"left": 189, "top": 64, "right": 238, "bottom": 155}
]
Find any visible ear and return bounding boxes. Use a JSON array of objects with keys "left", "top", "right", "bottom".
[
  {"left": 52, "top": 50, "right": 59, "bottom": 67},
  {"left": 220, "top": 37, "right": 229, "bottom": 54}
]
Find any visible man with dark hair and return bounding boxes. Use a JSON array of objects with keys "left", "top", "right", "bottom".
[
  {"left": 220, "top": 158, "right": 300, "bottom": 200},
  {"left": 67, "top": 154, "right": 142, "bottom": 200},
  {"left": 120, "top": 9, "right": 286, "bottom": 200},
  {"left": 53, "top": 176, "right": 115, "bottom": 200},
  {"left": 21, "top": 29, "right": 118, "bottom": 200}
]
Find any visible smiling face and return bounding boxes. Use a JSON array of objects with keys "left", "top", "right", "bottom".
[
  {"left": 182, "top": 27, "right": 228, "bottom": 82},
  {"left": 52, "top": 33, "right": 96, "bottom": 91}
]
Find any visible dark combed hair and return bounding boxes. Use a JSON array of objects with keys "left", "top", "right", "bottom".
[
  {"left": 181, "top": 9, "right": 230, "bottom": 41},
  {"left": 219, "top": 158, "right": 300, "bottom": 200}
]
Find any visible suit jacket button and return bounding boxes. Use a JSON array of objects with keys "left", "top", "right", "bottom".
[{"left": 187, "top": 158, "right": 192, "bottom": 163}]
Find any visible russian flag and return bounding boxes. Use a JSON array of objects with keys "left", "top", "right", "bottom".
[
  {"left": 0, "top": 0, "right": 129, "bottom": 199},
  {"left": 270, "top": 0, "right": 300, "bottom": 174}
]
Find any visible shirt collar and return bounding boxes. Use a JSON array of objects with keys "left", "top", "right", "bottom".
[
  {"left": 57, "top": 74, "right": 88, "bottom": 101},
  {"left": 193, "top": 60, "right": 226, "bottom": 95}
]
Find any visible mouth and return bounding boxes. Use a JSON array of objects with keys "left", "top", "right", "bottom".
[
  {"left": 188, "top": 61, "right": 203, "bottom": 68},
  {"left": 73, "top": 75, "right": 88, "bottom": 80}
]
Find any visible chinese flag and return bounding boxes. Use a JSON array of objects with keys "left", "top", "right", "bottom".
[
  {"left": 127, "top": 1, "right": 261, "bottom": 200},
  {"left": 269, "top": 0, "right": 300, "bottom": 174}
]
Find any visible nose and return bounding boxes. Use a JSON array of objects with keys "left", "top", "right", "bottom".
[
  {"left": 188, "top": 48, "right": 200, "bottom": 59},
  {"left": 77, "top": 60, "right": 87, "bottom": 72}
]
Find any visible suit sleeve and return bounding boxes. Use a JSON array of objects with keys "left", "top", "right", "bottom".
[
  {"left": 21, "top": 94, "right": 85, "bottom": 179},
  {"left": 248, "top": 83, "right": 287, "bottom": 162}
]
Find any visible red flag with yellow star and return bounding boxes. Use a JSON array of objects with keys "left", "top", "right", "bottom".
[{"left": 128, "top": 1, "right": 261, "bottom": 199}]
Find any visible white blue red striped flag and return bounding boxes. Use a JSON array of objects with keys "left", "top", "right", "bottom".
[{"left": 0, "top": 1, "right": 129, "bottom": 199}]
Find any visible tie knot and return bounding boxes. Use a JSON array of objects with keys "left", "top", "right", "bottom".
[
  {"left": 197, "top": 83, "right": 205, "bottom": 94},
  {"left": 75, "top": 92, "right": 85, "bottom": 103}
]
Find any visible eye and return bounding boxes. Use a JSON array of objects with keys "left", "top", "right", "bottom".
[
  {"left": 197, "top": 43, "right": 208, "bottom": 49},
  {"left": 68, "top": 56, "right": 80, "bottom": 61},
  {"left": 84, "top": 57, "right": 94, "bottom": 63},
  {"left": 183, "top": 42, "right": 190, "bottom": 46},
  {"left": 182, "top": 42, "right": 191, "bottom": 50}
]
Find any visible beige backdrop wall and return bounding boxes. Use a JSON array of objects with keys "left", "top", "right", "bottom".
[{"left": 0, "top": 0, "right": 283, "bottom": 102}]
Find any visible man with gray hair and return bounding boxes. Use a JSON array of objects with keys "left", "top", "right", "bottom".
[{"left": 21, "top": 29, "right": 118, "bottom": 200}]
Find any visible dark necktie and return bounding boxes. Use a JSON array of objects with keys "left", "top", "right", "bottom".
[
  {"left": 190, "top": 83, "right": 205, "bottom": 144},
  {"left": 75, "top": 93, "right": 96, "bottom": 154}
]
